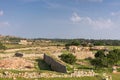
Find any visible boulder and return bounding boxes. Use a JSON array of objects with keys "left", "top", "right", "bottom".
[{"left": 14, "top": 52, "right": 23, "bottom": 57}]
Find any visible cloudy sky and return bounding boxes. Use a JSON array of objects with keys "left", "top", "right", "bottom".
[{"left": 0, "top": 0, "right": 120, "bottom": 39}]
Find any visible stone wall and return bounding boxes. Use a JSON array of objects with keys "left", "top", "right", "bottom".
[
  {"left": 0, "top": 70, "right": 97, "bottom": 79},
  {"left": 44, "top": 54, "right": 67, "bottom": 73}
]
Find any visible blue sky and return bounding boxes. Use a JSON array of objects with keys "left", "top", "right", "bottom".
[{"left": 0, "top": 0, "right": 120, "bottom": 39}]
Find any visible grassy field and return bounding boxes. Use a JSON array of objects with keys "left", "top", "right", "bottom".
[
  {"left": 1, "top": 44, "right": 120, "bottom": 80},
  {"left": 109, "top": 73, "right": 120, "bottom": 80},
  {"left": 4, "top": 44, "right": 30, "bottom": 49},
  {"left": 107, "top": 46, "right": 120, "bottom": 50}
]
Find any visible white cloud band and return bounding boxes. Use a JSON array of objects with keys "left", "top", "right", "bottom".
[
  {"left": 0, "top": 10, "right": 4, "bottom": 16},
  {"left": 70, "top": 12, "right": 113, "bottom": 29}
]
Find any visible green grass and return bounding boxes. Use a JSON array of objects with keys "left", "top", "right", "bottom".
[
  {"left": 17, "top": 49, "right": 42, "bottom": 54},
  {"left": 66, "top": 64, "right": 74, "bottom": 73},
  {"left": 0, "top": 78, "right": 13, "bottom": 80},
  {"left": 35, "top": 58, "right": 51, "bottom": 71},
  {"left": 117, "top": 68, "right": 120, "bottom": 72},
  {"left": 107, "top": 46, "right": 120, "bottom": 50},
  {"left": 4, "top": 44, "right": 28, "bottom": 49},
  {"left": 109, "top": 73, "right": 120, "bottom": 80},
  {"left": 0, "top": 76, "right": 102, "bottom": 80},
  {"left": 61, "top": 50, "right": 70, "bottom": 54}
]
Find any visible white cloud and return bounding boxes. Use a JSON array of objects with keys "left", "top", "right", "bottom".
[
  {"left": 0, "top": 22, "right": 10, "bottom": 27},
  {"left": 91, "top": 19, "right": 113, "bottom": 29},
  {"left": 0, "top": 10, "right": 4, "bottom": 16},
  {"left": 70, "top": 12, "right": 114, "bottom": 29},
  {"left": 111, "top": 11, "right": 120, "bottom": 16},
  {"left": 70, "top": 12, "right": 81, "bottom": 23}
]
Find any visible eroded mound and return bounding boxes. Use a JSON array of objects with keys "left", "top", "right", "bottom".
[{"left": 0, "top": 57, "right": 34, "bottom": 70}]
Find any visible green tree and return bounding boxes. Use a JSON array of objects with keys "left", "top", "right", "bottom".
[
  {"left": 0, "top": 42, "right": 6, "bottom": 50},
  {"left": 93, "top": 41, "right": 105, "bottom": 46},
  {"left": 65, "top": 40, "right": 80, "bottom": 50},
  {"left": 91, "top": 49, "right": 120, "bottom": 68},
  {"left": 91, "top": 50, "right": 108, "bottom": 68},
  {"left": 81, "top": 42, "right": 88, "bottom": 47},
  {"left": 70, "top": 40, "right": 80, "bottom": 46},
  {"left": 91, "top": 58, "right": 102, "bottom": 68},
  {"left": 95, "top": 50, "right": 106, "bottom": 58},
  {"left": 107, "top": 49, "right": 120, "bottom": 66},
  {"left": 59, "top": 53, "right": 77, "bottom": 64}
]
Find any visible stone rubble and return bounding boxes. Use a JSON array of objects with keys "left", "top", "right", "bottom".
[
  {"left": 0, "top": 70, "right": 97, "bottom": 79},
  {"left": 0, "top": 57, "right": 34, "bottom": 70}
]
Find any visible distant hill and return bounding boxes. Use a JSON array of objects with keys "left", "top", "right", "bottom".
[
  {"left": 33, "top": 38, "right": 120, "bottom": 46},
  {"left": 0, "top": 34, "right": 120, "bottom": 46},
  {"left": 59, "top": 39, "right": 120, "bottom": 46}
]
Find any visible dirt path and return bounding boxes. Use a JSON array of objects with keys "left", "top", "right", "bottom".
[{"left": 0, "top": 53, "right": 43, "bottom": 58}]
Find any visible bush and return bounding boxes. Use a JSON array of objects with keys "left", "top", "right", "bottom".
[
  {"left": 59, "top": 53, "right": 77, "bottom": 64},
  {"left": 0, "top": 42, "right": 6, "bottom": 50},
  {"left": 117, "top": 68, "right": 120, "bottom": 72},
  {"left": 95, "top": 50, "right": 105, "bottom": 58},
  {"left": 65, "top": 40, "right": 80, "bottom": 50},
  {"left": 91, "top": 49, "right": 120, "bottom": 68}
]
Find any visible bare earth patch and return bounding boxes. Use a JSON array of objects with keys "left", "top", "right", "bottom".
[{"left": 0, "top": 57, "right": 34, "bottom": 70}]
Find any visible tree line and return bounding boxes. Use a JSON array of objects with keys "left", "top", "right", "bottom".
[{"left": 50, "top": 39, "right": 120, "bottom": 46}]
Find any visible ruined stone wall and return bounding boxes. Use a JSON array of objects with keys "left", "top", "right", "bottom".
[{"left": 44, "top": 54, "right": 67, "bottom": 73}]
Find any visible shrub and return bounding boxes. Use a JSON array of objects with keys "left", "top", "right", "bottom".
[
  {"left": 0, "top": 42, "right": 6, "bottom": 50},
  {"left": 91, "top": 49, "right": 120, "bottom": 68},
  {"left": 59, "top": 53, "right": 77, "bottom": 64},
  {"left": 95, "top": 50, "right": 105, "bottom": 58},
  {"left": 65, "top": 40, "right": 80, "bottom": 50}
]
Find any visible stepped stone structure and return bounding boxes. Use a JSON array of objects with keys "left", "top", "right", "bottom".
[{"left": 44, "top": 54, "right": 67, "bottom": 73}]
